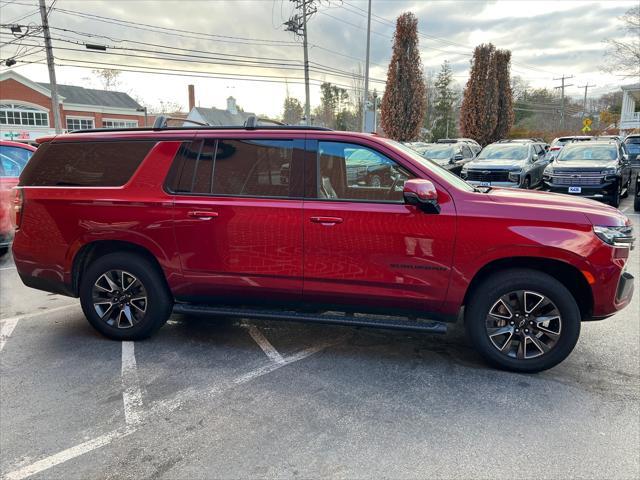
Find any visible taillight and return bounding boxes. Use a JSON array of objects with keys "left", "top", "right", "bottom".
[
  {"left": 12, "top": 187, "right": 23, "bottom": 230},
  {"left": 550, "top": 146, "right": 560, "bottom": 151}
]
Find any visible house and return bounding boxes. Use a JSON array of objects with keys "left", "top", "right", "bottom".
[
  {"left": 0, "top": 71, "right": 146, "bottom": 140},
  {"left": 620, "top": 83, "right": 640, "bottom": 136},
  {"left": 186, "top": 96, "right": 255, "bottom": 126}
]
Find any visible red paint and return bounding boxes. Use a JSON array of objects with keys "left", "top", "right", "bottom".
[{"left": 11, "top": 129, "right": 634, "bottom": 321}]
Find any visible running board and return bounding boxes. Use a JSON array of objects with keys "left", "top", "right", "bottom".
[{"left": 172, "top": 304, "right": 447, "bottom": 334}]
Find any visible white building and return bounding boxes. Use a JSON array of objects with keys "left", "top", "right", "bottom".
[{"left": 620, "top": 83, "right": 640, "bottom": 136}]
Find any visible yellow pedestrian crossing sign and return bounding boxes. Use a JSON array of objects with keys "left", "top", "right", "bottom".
[{"left": 582, "top": 118, "right": 592, "bottom": 133}]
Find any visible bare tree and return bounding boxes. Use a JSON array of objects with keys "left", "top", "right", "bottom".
[
  {"left": 92, "top": 69, "right": 121, "bottom": 91},
  {"left": 602, "top": 6, "right": 640, "bottom": 79},
  {"left": 493, "top": 49, "right": 515, "bottom": 141},
  {"left": 380, "top": 12, "right": 427, "bottom": 141}
]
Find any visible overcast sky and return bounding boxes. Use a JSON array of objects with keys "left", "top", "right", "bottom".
[{"left": 0, "top": 0, "right": 636, "bottom": 117}]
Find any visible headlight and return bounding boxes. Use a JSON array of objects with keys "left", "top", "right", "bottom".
[
  {"left": 601, "top": 168, "right": 617, "bottom": 175},
  {"left": 544, "top": 165, "right": 554, "bottom": 174},
  {"left": 508, "top": 170, "right": 521, "bottom": 182},
  {"left": 594, "top": 225, "right": 634, "bottom": 248}
]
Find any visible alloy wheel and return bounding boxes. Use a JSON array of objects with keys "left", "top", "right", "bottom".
[
  {"left": 92, "top": 270, "right": 148, "bottom": 329},
  {"left": 485, "top": 290, "right": 562, "bottom": 360}
]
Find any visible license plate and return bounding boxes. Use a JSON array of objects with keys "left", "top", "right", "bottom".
[
  {"left": 568, "top": 186, "right": 582, "bottom": 193},
  {"left": 480, "top": 181, "right": 491, "bottom": 187}
]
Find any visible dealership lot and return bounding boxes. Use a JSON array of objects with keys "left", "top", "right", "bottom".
[{"left": 1, "top": 194, "right": 638, "bottom": 480}]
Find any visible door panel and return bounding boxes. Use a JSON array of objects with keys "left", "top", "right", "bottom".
[
  {"left": 170, "top": 137, "right": 305, "bottom": 303},
  {"left": 303, "top": 140, "right": 456, "bottom": 314}
]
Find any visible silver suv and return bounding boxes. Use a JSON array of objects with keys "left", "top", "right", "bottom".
[{"left": 461, "top": 141, "right": 549, "bottom": 189}]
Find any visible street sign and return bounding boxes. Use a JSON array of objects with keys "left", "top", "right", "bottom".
[{"left": 582, "top": 117, "right": 592, "bottom": 134}]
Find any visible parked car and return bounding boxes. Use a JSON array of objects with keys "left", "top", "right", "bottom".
[
  {"left": 414, "top": 142, "right": 475, "bottom": 175},
  {"left": 437, "top": 138, "right": 481, "bottom": 155},
  {"left": 461, "top": 141, "right": 549, "bottom": 189},
  {"left": 12, "top": 124, "right": 634, "bottom": 372},
  {"left": 548, "top": 135, "right": 592, "bottom": 160},
  {"left": 543, "top": 140, "right": 633, "bottom": 208},
  {"left": 0, "top": 140, "right": 36, "bottom": 257},
  {"left": 624, "top": 134, "right": 640, "bottom": 167}
]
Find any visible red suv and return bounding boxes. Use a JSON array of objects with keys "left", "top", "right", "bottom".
[
  {"left": 12, "top": 125, "right": 635, "bottom": 372},
  {"left": 1, "top": 140, "right": 36, "bottom": 257}
]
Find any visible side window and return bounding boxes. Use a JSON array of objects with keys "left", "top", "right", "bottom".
[
  {"left": 19, "top": 141, "right": 155, "bottom": 186},
  {"left": 317, "top": 141, "right": 413, "bottom": 202},
  {"left": 0, "top": 145, "right": 32, "bottom": 177},
  {"left": 461, "top": 145, "right": 473, "bottom": 158},
  {"left": 168, "top": 139, "right": 295, "bottom": 197}
]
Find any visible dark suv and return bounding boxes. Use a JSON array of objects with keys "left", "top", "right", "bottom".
[
  {"left": 543, "top": 140, "right": 633, "bottom": 207},
  {"left": 12, "top": 124, "right": 635, "bottom": 372}
]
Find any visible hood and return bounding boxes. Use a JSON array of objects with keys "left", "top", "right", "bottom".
[
  {"left": 550, "top": 160, "right": 617, "bottom": 171},
  {"left": 465, "top": 159, "right": 525, "bottom": 170},
  {"left": 487, "top": 187, "right": 629, "bottom": 227}
]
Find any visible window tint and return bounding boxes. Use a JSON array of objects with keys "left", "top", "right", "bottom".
[
  {"left": 317, "top": 141, "right": 412, "bottom": 202},
  {"left": 0, "top": 145, "right": 33, "bottom": 177},
  {"left": 169, "top": 139, "right": 294, "bottom": 197},
  {"left": 20, "top": 141, "right": 155, "bottom": 186}
]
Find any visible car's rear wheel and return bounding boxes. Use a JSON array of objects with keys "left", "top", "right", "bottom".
[
  {"left": 621, "top": 176, "right": 630, "bottom": 198},
  {"left": 80, "top": 252, "right": 172, "bottom": 340},
  {"left": 465, "top": 269, "right": 581, "bottom": 373},
  {"left": 610, "top": 181, "right": 621, "bottom": 208}
]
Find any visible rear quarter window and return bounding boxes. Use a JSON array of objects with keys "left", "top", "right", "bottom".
[{"left": 19, "top": 141, "right": 156, "bottom": 187}]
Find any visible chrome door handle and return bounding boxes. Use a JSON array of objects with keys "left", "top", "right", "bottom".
[
  {"left": 188, "top": 210, "right": 218, "bottom": 220},
  {"left": 310, "top": 216, "right": 343, "bottom": 225}
]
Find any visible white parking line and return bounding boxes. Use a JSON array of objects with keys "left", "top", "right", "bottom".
[
  {"left": 0, "top": 303, "right": 78, "bottom": 352},
  {"left": 0, "top": 265, "right": 16, "bottom": 271},
  {"left": 0, "top": 317, "right": 20, "bottom": 353},
  {"left": 2, "top": 338, "right": 343, "bottom": 480},
  {"left": 121, "top": 341, "right": 145, "bottom": 426},
  {"left": 246, "top": 324, "right": 285, "bottom": 364}
]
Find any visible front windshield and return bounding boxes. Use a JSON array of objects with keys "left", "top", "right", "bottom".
[
  {"left": 477, "top": 144, "right": 528, "bottom": 160},
  {"left": 422, "top": 145, "right": 453, "bottom": 160},
  {"left": 557, "top": 145, "right": 617, "bottom": 161},
  {"left": 386, "top": 139, "right": 474, "bottom": 192}
]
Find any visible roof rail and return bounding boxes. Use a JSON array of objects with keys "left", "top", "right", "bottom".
[{"left": 68, "top": 122, "right": 333, "bottom": 135}]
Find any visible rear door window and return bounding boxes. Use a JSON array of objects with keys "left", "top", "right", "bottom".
[
  {"left": 167, "top": 138, "right": 302, "bottom": 198},
  {"left": 0, "top": 145, "right": 33, "bottom": 177},
  {"left": 20, "top": 141, "right": 156, "bottom": 186}
]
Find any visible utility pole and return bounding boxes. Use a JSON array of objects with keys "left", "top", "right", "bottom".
[
  {"left": 553, "top": 74, "right": 574, "bottom": 130},
  {"left": 38, "top": 0, "right": 62, "bottom": 133},
  {"left": 361, "top": 0, "right": 372, "bottom": 132},
  {"left": 578, "top": 83, "right": 595, "bottom": 121},
  {"left": 284, "top": 1, "right": 317, "bottom": 125}
]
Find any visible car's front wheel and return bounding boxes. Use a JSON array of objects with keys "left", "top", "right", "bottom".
[
  {"left": 610, "top": 181, "right": 621, "bottom": 207},
  {"left": 80, "top": 252, "right": 173, "bottom": 340},
  {"left": 465, "top": 269, "right": 581, "bottom": 373}
]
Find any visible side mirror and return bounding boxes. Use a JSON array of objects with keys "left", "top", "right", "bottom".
[
  {"left": 403, "top": 179, "right": 440, "bottom": 214},
  {"left": 623, "top": 153, "right": 629, "bottom": 162},
  {"left": 532, "top": 154, "right": 539, "bottom": 161},
  {"left": 453, "top": 153, "right": 463, "bottom": 161}
]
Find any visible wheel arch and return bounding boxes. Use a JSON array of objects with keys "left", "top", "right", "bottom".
[
  {"left": 463, "top": 257, "right": 594, "bottom": 321},
  {"left": 71, "top": 240, "right": 168, "bottom": 297}
]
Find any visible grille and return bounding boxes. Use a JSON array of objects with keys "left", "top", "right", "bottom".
[
  {"left": 466, "top": 170, "right": 511, "bottom": 182},
  {"left": 551, "top": 172, "right": 603, "bottom": 186}
]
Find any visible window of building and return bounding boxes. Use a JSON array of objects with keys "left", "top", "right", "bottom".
[
  {"left": 103, "top": 119, "right": 139, "bottom": 128},
  {"left": 317, "top": 141, "right": 413, "bottom": 202},
  {"left": 0, "top": 103, "right": 48, "bottom": 127},
  {"left": 168, "top": 139, "right": 295, "bottom": 198},
  {"left": 20, "top": 141, "right": 156, "bottom": 187},
  {"left": 66, "top": 117, "right": 94, "bottom": 131}
]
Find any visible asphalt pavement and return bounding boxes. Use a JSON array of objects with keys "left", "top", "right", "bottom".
[{"left": 1, "top": 193, "right": 638, "bottom": 480}]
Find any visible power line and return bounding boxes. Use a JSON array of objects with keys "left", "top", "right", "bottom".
[{"left": 553, "top": 74, "right": 574, "bottom": 129}]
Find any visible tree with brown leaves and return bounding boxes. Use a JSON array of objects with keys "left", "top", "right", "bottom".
[
  {"left": 380, "top": 12, "right": 426, "bottom": 141},
  {"left": 493, "top": 49, "right": 514, "bottom": 141},
  {"left": 460, "top": 43, "right": 499, "bottom": 146}
]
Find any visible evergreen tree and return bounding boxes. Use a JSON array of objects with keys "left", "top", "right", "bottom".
[
  {"left": 283, "top": 96, "right": 304, "bottom": 125},
  {"left": 380, "top": 12, "right": 426, "bottom": 141},
  {"left": 430, "top": 61, "right": 457, "bottom": 141}
]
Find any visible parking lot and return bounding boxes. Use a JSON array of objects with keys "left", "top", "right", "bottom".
[{"left": 0, "top": 194, "right": 638, "bottom": 480}]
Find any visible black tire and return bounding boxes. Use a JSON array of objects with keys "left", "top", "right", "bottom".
[
  {"left": 0, "top": 246, "right": 8, "bottom": 258},
  {"left": 80, "top": 252, "right": 173, "bottom": 340},
  {"left": 465, "top": 269, "right": 581, "bottom": 373},
  {"left": 521, "top": 177, "right": 531, "bottom": 189},
  {"left": 610, "top": 181, "right": 621, "bottom": 208},
  {"left": 634, "top": 194, "right": 640, "bottom": 212},
  {"left": 621, "top": 176, "right": 630, "bottom": 199}
]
